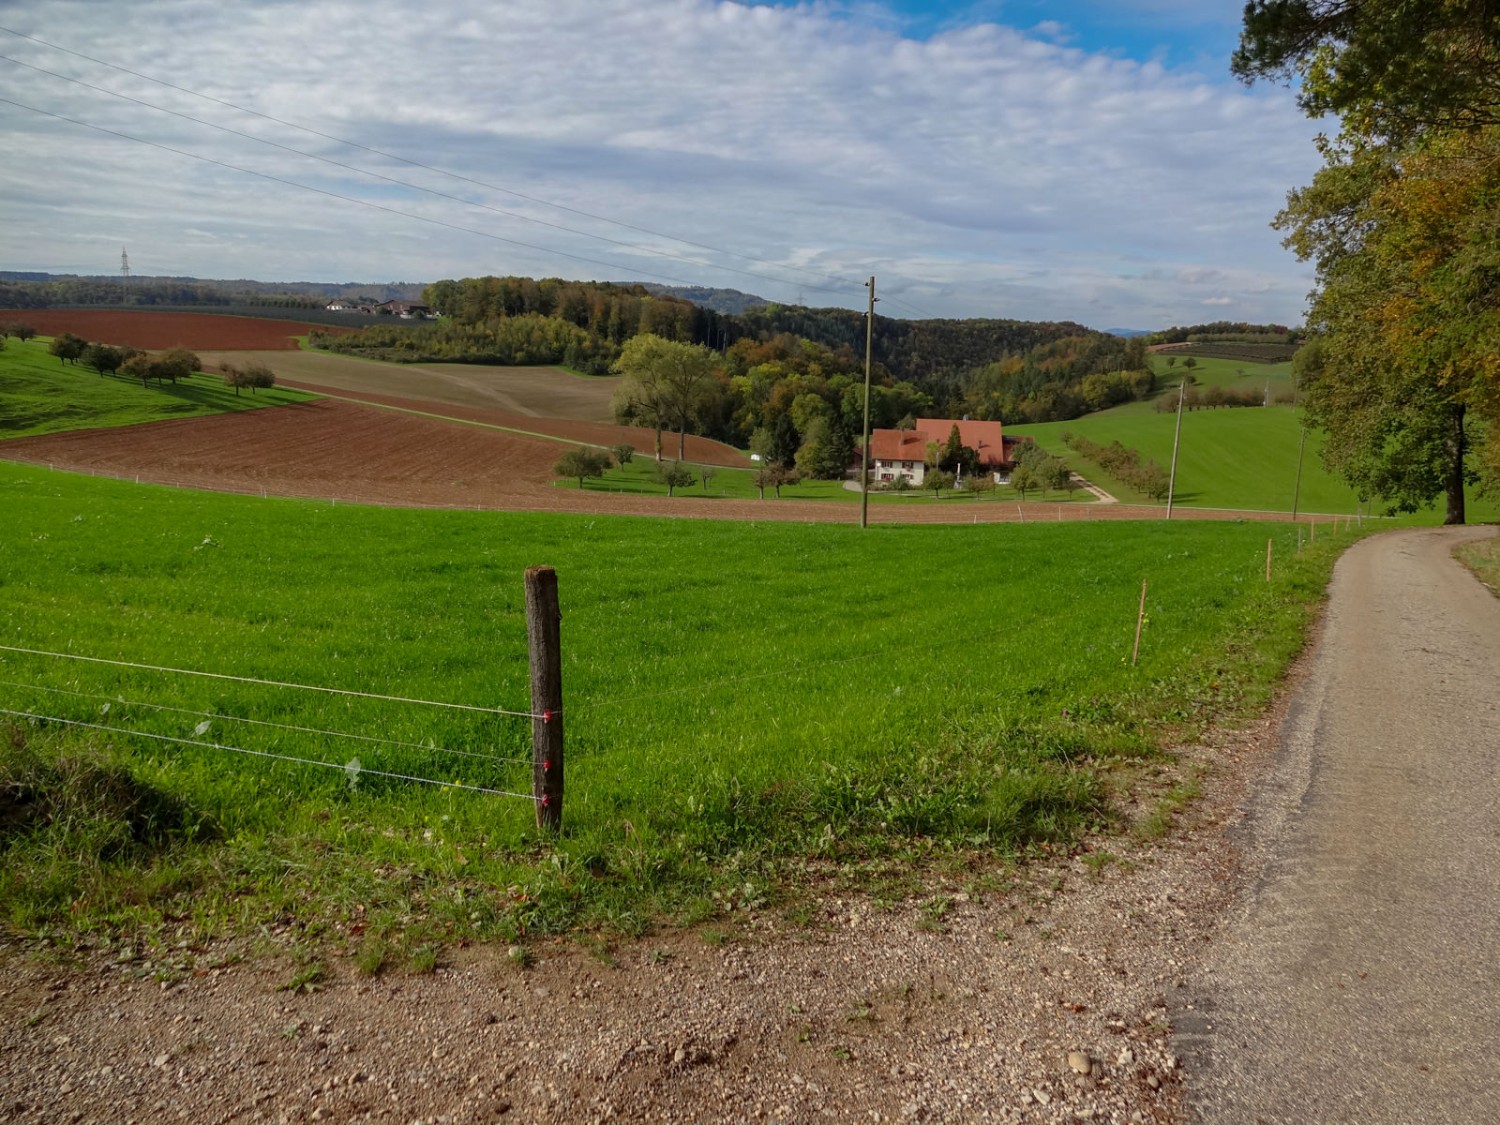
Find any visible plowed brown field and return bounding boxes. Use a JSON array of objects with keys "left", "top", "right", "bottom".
[
  {"left": 284, "top": 382, "right": 750, "bottom": 468},
  {"left": 0, "top": 310, "right": 346, "bottom": 350}
]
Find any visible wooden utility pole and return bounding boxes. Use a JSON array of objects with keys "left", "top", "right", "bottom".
[
  {"left": 1291, "top": 426, "right": 1308, "bottom": 520},
  {"left": 1166, "top": 377, "right": 1187, "bottom": 519},
  {"left": 525, "top": 566, "right": 563, "bottom": 831},
  {"left": 860, "top": 276, "right": 876, "bottom": 529}
]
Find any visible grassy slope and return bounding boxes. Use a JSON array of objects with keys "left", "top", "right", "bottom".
[
  {"left": 0, "top": 338, "right": 315, "bottom": 439},
  {"left": 1012, "top": 356, "right": 1498, "bottom": 520},
  {"left": 0, "top": 462, "right": 1344, "bottom": 951}
]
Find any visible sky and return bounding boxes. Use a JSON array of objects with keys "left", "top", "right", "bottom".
[{"left": 0, "top": 0, "right": 1324, "bottom": 329}]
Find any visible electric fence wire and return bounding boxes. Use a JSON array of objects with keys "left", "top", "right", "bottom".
[
  {"left": 0, "top": 709, "right": 539, "bottom": 801},
  {"left": 0, "top": 679, "right": 536, "bottom": 768},
  {"left": 0, "top": 25, "right": 942, "bottom": 319},
  {"left": 0, "top": 643, "right": 547, "bottom": 719}
]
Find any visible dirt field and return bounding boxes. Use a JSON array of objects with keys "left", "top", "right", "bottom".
[
  {"left": 197, "top": 350, "right": 620, "bottom": 422},
  {"left": 0, "top": 310, "right": 345, "bottom": 351}
]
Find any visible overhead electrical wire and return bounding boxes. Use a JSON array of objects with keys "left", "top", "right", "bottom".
[
  {"left": 0, "top": 26, "right": 894, "bottom": 298},
  {"left": 0, "top": 53, "right": 863, "bottom": 298},
  {"left": 0, "top": 25, "right": 945, "bottom": 318},
  {"left": 0, "top": 94, "right": 731, "bottom": 290}
]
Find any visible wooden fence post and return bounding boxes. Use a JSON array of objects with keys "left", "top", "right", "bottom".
[
  {"left": 1132, "top": 579, "right": 1148, "bottom": 666},
  {"left": 525, "top": 566, "right": 564, "bottom": 832},
  {"left": 1266, "top": 538, "right": 1273, "bottom": 582}
]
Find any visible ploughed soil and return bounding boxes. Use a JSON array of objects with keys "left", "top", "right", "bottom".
[{"left": 0, "top": 311, "right": 347, "bottom": 351}]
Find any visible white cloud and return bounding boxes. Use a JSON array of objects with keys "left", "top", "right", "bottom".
[{"left": 0, "top": 0, "right": 1321, "bottom": 326}]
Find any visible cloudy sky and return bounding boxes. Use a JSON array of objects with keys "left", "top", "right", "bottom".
[{"left": 0, "top": 0, "right": 1324, "bottom": 328}]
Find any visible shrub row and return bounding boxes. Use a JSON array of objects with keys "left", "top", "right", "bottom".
[{"left": 1063, "top": 433, "right": 1170, "bottom": 500}]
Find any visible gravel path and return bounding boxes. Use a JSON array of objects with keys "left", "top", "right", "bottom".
[{"left": 1173, "top": 526, "right": 1500, "bottom": 1123}]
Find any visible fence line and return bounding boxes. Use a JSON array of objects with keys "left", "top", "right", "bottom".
[
  {"left": 0, "top": 708, "right": 538, "bottom": 801},
  {"left": 0, "top": 644, "right": 544, "bottom": 719},
  {"left": 0, "top": 679, "right": 534, "bottom": 768}
]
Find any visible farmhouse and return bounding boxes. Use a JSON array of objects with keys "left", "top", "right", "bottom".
[{"left": 862, "top": 417, "right": 1023, "bottom": 486}]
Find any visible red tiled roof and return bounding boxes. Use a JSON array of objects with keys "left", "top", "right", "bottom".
[
  {"left": 867, "top": 430, "right": 931, "bottom": 463},
  {"left": 915, "top": 418, "right": 1008, "bottom": 466}
]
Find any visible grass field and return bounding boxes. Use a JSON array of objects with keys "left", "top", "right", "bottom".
[
  {"left": 0, "top": 461, "right": 1348, "bottom": 958},
  {"left": 1013, "top": 357, "right": 1498, "bottom": 521},
  {"left": 0, "top": 338, "right": 315, "bottom": 439}
]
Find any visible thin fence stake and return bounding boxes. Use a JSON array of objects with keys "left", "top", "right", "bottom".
[
  {"left": 1311, "top": 519, "right": 1316, "bottom": 543},
  {"left": 1266, "top": 538, "right": 1273, "bottom": 582},
  {"left": 526, "top": 566, "right": 564, "bottom": 832},
  {"left": 1132, "top": 579, "right": 1148, "bottom": 666}
]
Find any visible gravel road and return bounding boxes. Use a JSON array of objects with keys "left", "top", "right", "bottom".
[{"left": 1174, "top": 526, "right": 1500, "bottom": 1123}]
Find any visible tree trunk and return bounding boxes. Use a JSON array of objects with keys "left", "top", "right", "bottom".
[
  {"left": 678, "top": 425, "right": 687, "bottom": 461},
  {"left": 1443, "top": 403, "right": 1466, "bottom": 525},
  {"left": 654, "top": 426, "right": 662, "bottom": 462}
]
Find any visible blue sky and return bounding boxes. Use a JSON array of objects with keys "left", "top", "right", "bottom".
[
  {"left": 0, "top": 0, "right": 1319, "bottom": 328},
  {"left": 804, "top": 1, "right": 1245, "bottom": 66}
]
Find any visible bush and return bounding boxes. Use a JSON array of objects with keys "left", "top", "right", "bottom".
[{"left": 553, "top": 448, "right": 612, "bottom": 488}]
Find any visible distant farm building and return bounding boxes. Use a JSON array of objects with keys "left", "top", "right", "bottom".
[
  {"left": 325, "top": 299, "right": 433, "bottom": 318},
  {"left": 861, "top": 418, "right": 1024, "bottom": 485}
]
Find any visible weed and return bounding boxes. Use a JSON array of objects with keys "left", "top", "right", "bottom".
[
  {"left": 506, "top": 944, "right": 533, "bottom": 970},
  {"left": 354, "top": 938, "right": 389, "bottom": 977},
  {"left": 278, "top": 962, "right": 325, "bottom": 994},
  {"left": 409, "top": 944, "right": 439, "bottom": 974}
]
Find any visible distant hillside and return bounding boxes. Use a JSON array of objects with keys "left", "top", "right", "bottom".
[
  {"left": 0, "top": 273, "right": 427, "bottom": 309},
  {"left": 637, "top": 284, "right": 768, "bottom": 315}
]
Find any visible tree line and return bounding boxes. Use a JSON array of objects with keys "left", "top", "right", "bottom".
[
  {"left": 1235, "top": 0, "right": 1500, "bottom": 522},
  {"left": 32, "top": 329, "right": 275, "bottom": 394}
]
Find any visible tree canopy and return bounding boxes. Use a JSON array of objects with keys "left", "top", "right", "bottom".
[
  {"left": 1234, "top": 0, "right": 1500, "bottom": 141},
  {"left": 1240, "top": 0, "right": 1500, "bottom": 521}
]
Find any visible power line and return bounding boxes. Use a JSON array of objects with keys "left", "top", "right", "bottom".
[
  {"left": 0, "top": 53, "right": 857, "bottom": 299},
  {"left": 0, "top": 95, "right": 721, "bottom": 289},
  {"left": 0, "top": 25, "right": 869, "bottom": 297}
]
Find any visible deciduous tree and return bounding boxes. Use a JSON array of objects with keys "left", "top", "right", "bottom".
[{"left": 554, "top": 448, "right": 612, "bottom": 489}]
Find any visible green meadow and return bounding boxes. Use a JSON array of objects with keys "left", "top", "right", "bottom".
[
  {"left": 0, "top": 460, "right": 1347, "bottom": 957},
  {"left": 0, "top": 337, "right": 314, "bottom": 439},
  {"left": 1012, "top": 356, "right": 1498, "bottom": 521}
]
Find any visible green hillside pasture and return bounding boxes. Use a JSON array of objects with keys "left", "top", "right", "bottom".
[
  {"left": 0, "top": 463, "right": 1339, "bottom": 950},
  {"left": 1016, "top": 406, "right": 1360, "bottom": 513},
  {"left": 1016, "top": 399, "right": 1498, "bottom": 522},
  {"left": 1149, "top": 354, "right": 1295, "bottom": 401},
  {"left": 0, "top": 338, "right": 315, "bottom": 439}
]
